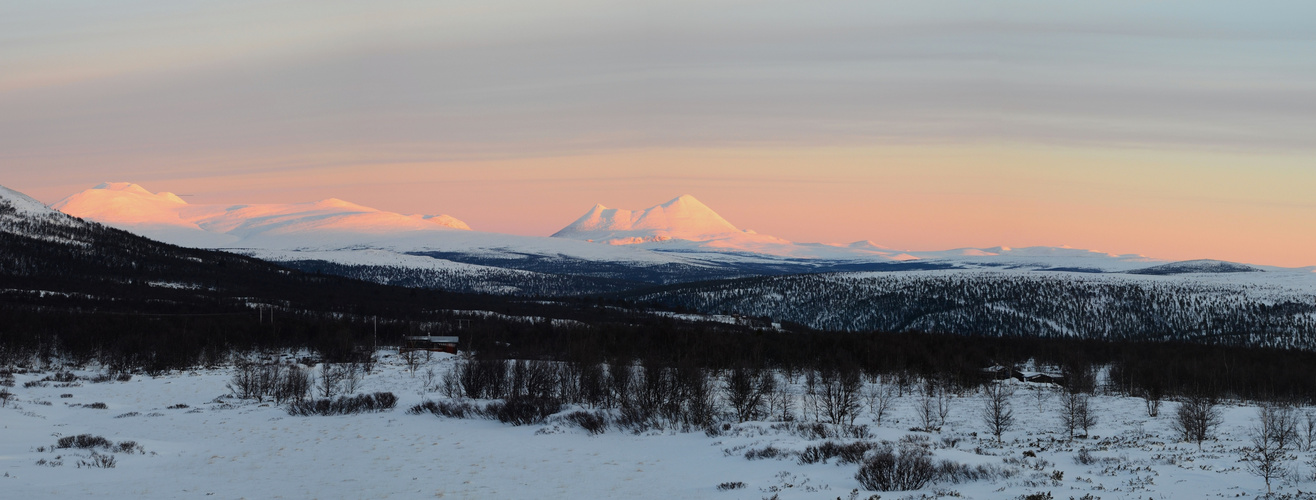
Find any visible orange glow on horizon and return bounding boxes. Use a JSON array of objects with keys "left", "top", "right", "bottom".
[{"left": 18, "top": 144, "right": 1316, "bottom": 269}]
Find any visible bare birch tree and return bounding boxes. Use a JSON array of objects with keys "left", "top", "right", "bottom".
[{"left": 981, "top": 382, "right": 1015, "bottom": 443}]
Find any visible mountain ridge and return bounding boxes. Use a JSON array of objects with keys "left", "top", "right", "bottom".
[
  {"left": 52, "top": 182, "right": 472, "bottom": 247},
  {"left": 35, "top": 183, "right": 1316, "bottom": 279}
]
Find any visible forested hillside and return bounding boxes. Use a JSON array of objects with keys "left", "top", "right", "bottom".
[{"left": 630, "top": 272, "right": 1316, "bottom": 349}]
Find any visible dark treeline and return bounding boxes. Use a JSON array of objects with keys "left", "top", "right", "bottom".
[{"left": 464, "top": 321, "right": 1316, "bottom": 404}]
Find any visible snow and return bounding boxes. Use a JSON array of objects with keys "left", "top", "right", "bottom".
[
  {"left": 0, "top": 184, "right": 87, "bottom": 241},
  {"left": 52, "top": 183, "right": 472, "bottom": 249},
  {"left": 39, "top": 183, "right": 1316, "bottom": 283},
  {"left": 550, "top": 195, "right": 902, "bottom": 259},
  {"left": 0, "top": 185, "right": 62, "bottom": 218},
  {"left": 2, "top": 357, "right": 1310, "bottom": 499},
  {"left": 241, "top": 248, "right": 523, "bottom": 274},
  {"left": 553, "top": 195, "right": 743, "bottom": 243}
]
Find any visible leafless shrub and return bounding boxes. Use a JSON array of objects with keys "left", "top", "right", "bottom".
[
  {"left": 563, "top": 410, "right": 609, "bottom": 434},
  {"left": 228, "top": 361, "right": 310, "bottom": 403},
  {"left": 605, "top": 358, "right": 634, "bottom": 410},
  {"left": 43, "top": 371, "right": 78, "bottom": 383},
  {"left": 1243, "top": 405, "right": 1298, "bottom": 495},
  {"left": 1303, "top": 410, "right": 1316, "bottom": 452},
  {"left": 716, "top": 481, "right": 746, "bottom": 491},
  {"left": 799, "top": 440, "right": 879, "bottom": 465},
  {"left": 814, "top": 366, "right": 863, "bottom": 425},
  {"left": 409, "top": 399, "right": 477, "bottom": 418},
  {"left": 1058, "top": 390, "right": 1095, "bottom": 439},
  {"left": 1074, "top": 447, "right": 1095, "bottom": 465},
  {"left": 936, "top": 461, "right": 1018, "bottom": 484},
  {"left": 856, "top": 437, "right": 936, "bottom": 491},
  {"left": 115, "top": 441, "right": 143, "bottom": 454},
  {"left": 458, "top": 358, "right": 509, "bottom": 400},
  {"left": 865, "top": 381, "right": 897, "bottom": 426},
  {"left": 286, "top": 392, "right": 398, "bottom": 416},
  {"left": 401, "top": 347, "right": 421, "bottom": 373},
  {"left": 1171, "top": 394, "right": 1222, "bottom": 450},
  {"left": 318, "top": 363, "right": 342, "bottom": 398},
  {"left": 726, "top": 365, "right": 770, "bottom": 422},
  {"left": 1029, "top": 385, "right": 1052, "bottom": 413},
  {"left": 340, "top": 362, "right": 364, "bottom": 394},
  {"left": 916, "top": 380, "right": 952, "bottom": 432},
  {"left": 77, "top": 452, "right": 116, "bottom": 469},
  {"left": 57, "top": 434, "right": 112, "bottom": 450},
  {"left": 744, "top": 445, "right": 784, "bottom": 460},
  {"left": 1138, "top": 386, "right": 1162, "bottom": 417},
  {"left": 765, "top": 378, "right": 795, "bottom": 422},
  {"left": 510, "top": 360, "right": 560, "bottom": 400},
  {"left": 483, "top": 396, "right": 563, "bottom": 426}
]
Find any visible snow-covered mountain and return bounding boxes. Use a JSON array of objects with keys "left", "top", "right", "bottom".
[
  {"left": 553, "top": 194, "right": 759, "bottom": 245},
  {"left": 550, "top": 194, "right": 886, "bottom": 259},
  {"left": 53, "top": 183, "right": 472, "bottom": 248},
  {"left": 40, "top": 183, "right": 1316, "bottom": 291},
  {"left": 0, "top": 184, "right": 87, "bottom": 242},
  {"left": 547, "top": 195, "right": 1182, "bottom": 271},
  {"left": 1, "top": 185, "right": 79, "bottom": 225}
]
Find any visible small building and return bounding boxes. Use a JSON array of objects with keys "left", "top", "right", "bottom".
[
  {"left": 980, "top": 365, "right": 1065, "bottom": 386},
  {"left": 980, "top": 365, "right": 1017, "bottom": 381},
  {"left": 402, "top": 335, "right": 459, "bottom": 354},
  {"left": 1017, "top": 371, "right": 1065, "bottom": 385}
]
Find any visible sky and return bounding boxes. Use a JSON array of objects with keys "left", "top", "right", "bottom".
[{"left": 2, "top": 0, "right": 1314, "bottom": 267}]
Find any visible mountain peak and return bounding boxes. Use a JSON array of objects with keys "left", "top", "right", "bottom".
[
  {"left": 53, "top": 183, "right": 472, "bottom": 247},
  {"left": 83, "top": 182, "right": 187, "bottom": 205},
  {"left": 314, "top": 198, "right": 370, "bottom": 211},
  {"left": 552, "top": 195, "right": 740, "bottom": 244},
  {"left": 94, "top": 182, "right": 151, "bottom": 194},
  {"left": 662, "top": 194, "right": 702, "bottom": 205}
]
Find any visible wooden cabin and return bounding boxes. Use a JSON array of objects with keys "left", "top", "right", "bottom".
[
  {"left": 980, "top": 365, "right": 1066, "bottom": 386},
  {"left": 402, "top": 335, "right": 459, "bottom": 354},
  {"left": 1017, "top": 371, "right": 1065, "bottom": 385}
]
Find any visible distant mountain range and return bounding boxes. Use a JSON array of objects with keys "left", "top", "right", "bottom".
[
  {"left": 51, "top": 182, "right": 1307, "bottom": 278},
  {"left": 6, "top": 183, "right": 1316, "bottom": 349},
  {"left": 52, "top": 182, "right": 471, "bottom": 247}
]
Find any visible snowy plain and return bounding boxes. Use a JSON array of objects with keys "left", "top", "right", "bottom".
[{"left": 2, "top": 353, "right": 1311, "bottom": 499}]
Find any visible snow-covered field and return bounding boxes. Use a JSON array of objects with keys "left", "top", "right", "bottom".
[{"left": 2, "top": 354, "right": 1311, "bottom": 499}]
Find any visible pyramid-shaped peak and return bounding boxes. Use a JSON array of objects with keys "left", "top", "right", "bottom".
[
  {"left": 653, "top": 194, "right": 721, "bottom": 216},
  {"left": 94, "top": 182, "right": 155, "bottom": 195},
  {"left": 552, "top": 194, "right": 740, "bottom": 243},
  {"left": 662, "top": 194, "right": 703, "bottom": 205}
]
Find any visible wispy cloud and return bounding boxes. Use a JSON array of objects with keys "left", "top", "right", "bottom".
[{"left": 2, "top": 0, "right": 1314, "bottom": 266}]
